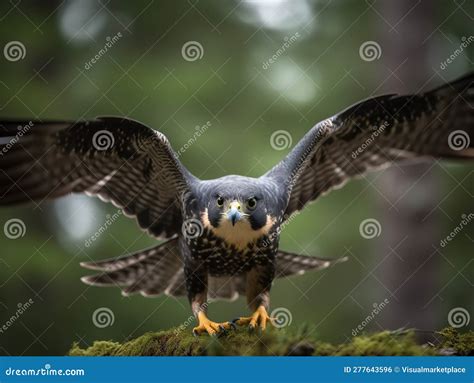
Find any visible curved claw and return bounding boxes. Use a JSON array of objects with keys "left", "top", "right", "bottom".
[
  {"left": 232, "top": 305, "right": 274, "bottom": 332},
  {"left": 192, "top": 312, "right": 235, "bottom": 336}
]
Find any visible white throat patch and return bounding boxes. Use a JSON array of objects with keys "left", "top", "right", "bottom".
[{"left": 201, "top": 208, "right": 276, "bottom": 251}]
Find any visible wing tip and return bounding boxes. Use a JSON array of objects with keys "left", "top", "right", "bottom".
[
  {"left": 79, "top": 261, "right": 104, "bottom": 271},
  {"left": 80, "top": 274, "right": 119, "bottom": 287},
  {"left": 80, "top": 275, "right": 98, "bottom": 285}
]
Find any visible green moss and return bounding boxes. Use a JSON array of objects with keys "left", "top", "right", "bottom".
[
  {"left": 437, "top": 327, "right": 474, "bottom": 356},
  {"left": 70, "top": 326, "right": 473, "bottom": 356},
  {"left": 69, "top": 341, "right": 122, "bottom": 356},
  {"left": 315, "top": 331, "right": 437, "bottom": 356}
]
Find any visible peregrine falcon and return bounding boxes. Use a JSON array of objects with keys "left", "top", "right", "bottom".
[{"left": 0, "top": 73, "right": 473, "bottom": 335}]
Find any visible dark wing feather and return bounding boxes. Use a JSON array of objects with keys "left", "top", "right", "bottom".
[
  {"left": 265, "top": 73, "right": 474, "bottom": 218},
  {"left": 81, "top": 237, "right": 185, "bottom": 297},
  {"left": 275, "top": 250, "right": 347, "bottom": 277},
  {"left": 0, "top": 117, "right": 194, "bottom": 238}
]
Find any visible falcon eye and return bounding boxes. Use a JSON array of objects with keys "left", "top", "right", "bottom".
[
  {"left": 216, "top": 196, "right": 224, "bottom": 207},
  {"left": 246, "top": 197, "right": 257, "bottom": 210}
]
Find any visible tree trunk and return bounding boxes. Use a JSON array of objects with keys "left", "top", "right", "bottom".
[{"left": 376, "top": 0, "right": 439, "bottom": 340}]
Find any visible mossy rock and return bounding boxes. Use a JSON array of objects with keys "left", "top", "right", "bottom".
[{"left": 69, "top": 326, "right": 473, "bottom": 356}]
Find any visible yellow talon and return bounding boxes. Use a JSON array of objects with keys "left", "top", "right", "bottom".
[
  {"left": 192, "top": 312, "right": 235, "bottom": 336},
  {"left": 232, "top": 305, "right": 274, "bottom": 331}
]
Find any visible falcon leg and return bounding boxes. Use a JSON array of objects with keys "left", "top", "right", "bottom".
[
  {"left": 185, "top": 262, "right": 234, "bottom": 336},
  {"left": 232, "top": 264, "right": 275, "bottom": 332}
]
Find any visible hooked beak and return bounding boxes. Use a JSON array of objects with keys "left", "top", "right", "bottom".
[{"left": 226, "top": 201, "right": 242, "bottom": 226}]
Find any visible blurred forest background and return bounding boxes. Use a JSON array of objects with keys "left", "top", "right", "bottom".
[{"left": 0, "top": 0, "right": 472, "bottom": 355}]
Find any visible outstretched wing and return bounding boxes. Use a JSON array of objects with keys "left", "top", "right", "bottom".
[
  {"left": 265, "top": 73, "right": 474, "bottom": 219},
  {"left": 0, "top": 117, "right": 194, "bottom": 238}
]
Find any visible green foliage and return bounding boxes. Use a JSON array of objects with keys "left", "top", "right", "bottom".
[{"left": 69, "top": 327, "right": 472, "bottom": 356}]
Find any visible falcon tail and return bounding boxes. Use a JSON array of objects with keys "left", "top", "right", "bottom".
[{"left": 275, "top": 250, "right": 348, "bottom": 277}]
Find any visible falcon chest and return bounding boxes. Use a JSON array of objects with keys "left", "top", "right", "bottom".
[
  {"left": 184, "top": 210, "right": 277, "bottom": 276},
  {"left": 189, "top": 230, "right": 277, "bottom": 276}
]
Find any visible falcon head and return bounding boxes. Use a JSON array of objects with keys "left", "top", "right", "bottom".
[
  {"left": 210, "top": 194, "right": 263, "bottom": 228},
  {"left": 199, "top": 176, "right": 278, "bottom": 249}
]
